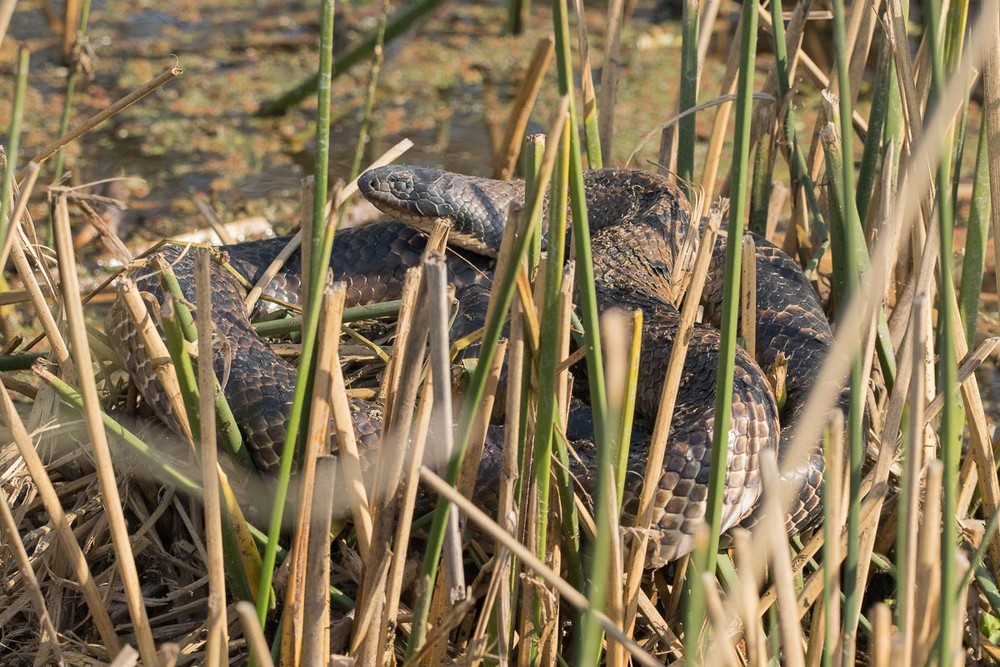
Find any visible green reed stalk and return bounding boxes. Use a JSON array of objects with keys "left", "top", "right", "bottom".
[
  {"left": 347, "top": 0, "right": 388, "bottom": 182},
  {"left": 551, "top": 0, "right": 607, "bottom": 494},
  {"left": 855, "top": 45, "right": 891, "bottom": 224},
  {"left": 407, "top": 103, "right": 568, "bottom": 658},
  {"left": 689, "top": 0, "right": 757, "bottom": 659},
  {"left": 0, "top": 47, "right": 28, "bottom": 250},
  {"left": 156, "top": 263, "right": 252, "bottom": 467},
  {"left": 530, "top": 121, "right": 572, "bottom": 661},
  {"left": 552, "top": 2, "right": 612, "bottom": 658},
  {"left": 0, "top": 353, "right": 46, "bottom": 371},
  {"left": 958, "top": 126, "right": 990, "bottom": 347},
  {"left": 826, "top": 0, "right": 867, "bottom": 652},
  {"left": 676, "top": 0, "right": 699, "bottom": 188},
  {"left": 258, "top": 0, "right": 448, "bottom": 117},
  {"left": 251, "top": 300, "right": 401, "bottom": 337},
  {"left": 616, "top": 312, "right": 642, "bottom": 510},
  {"left": 925, "top": 0, "right": 961, "bottom": 660},
  {"left": 524, "top": 134, "right": 545, "bottom": 275},
  {"left": 255, "top": 0, "right": 337, "bottom": 629}
]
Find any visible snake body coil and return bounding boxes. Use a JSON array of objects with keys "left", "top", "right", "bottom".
[{"left": 109, "top": 166, "right": 837, "bottom": 566}]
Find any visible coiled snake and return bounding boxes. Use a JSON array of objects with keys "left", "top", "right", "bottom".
[{"left": 109, "top": 166, "right": 836, "bottom": 566}]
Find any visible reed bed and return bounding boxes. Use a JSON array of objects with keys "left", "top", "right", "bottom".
[{"left": 1, "top": 0, "right": 999, "bottom": 664}]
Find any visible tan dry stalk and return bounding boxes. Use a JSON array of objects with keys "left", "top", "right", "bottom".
[
  {"left": 0, "top": 160, "right": 39, "bottom": 271},
  {"left": 597, "top": 0, "right": 626, "bottom": 161},
  {"left": 759, "top": 451, "right": 806, "bottom": 667},
  {"left": 0, "top": 479, "right": 65, "bottom": 663},
  {"left": 899, "top": 295, "right": 928, "bottom": 667},
  {"left": 244, "top": 138, "right": 413, "bottom": 312},
  {"left": 871, "top": 602, "right": 893, "bottom": 667},
  {"left": 323, "top": 284, "right": 373, "bottom": 554},
  {"left": 913, "top": 461, "right": 943, "bottom": 665},
  {"left": 107, "top": 646, "right": 139, "bottom": 667},
  {"left": 301, "top": 456, "right": 337, "bottom": 666},
  {"left": 7, "top": 226, "right": 74, "bottom": 380},
  {"left": 740, "top": 235, "right": 757, "bottom": 358},
  {"left": 925, "top": 337, "right": 1000, "bottom": 421},
  {"left": 51, "top": 194, "right": 158, "bottom": 663},
  {"left": 418, "top": 465, "right": 663, "bottom": 667},
  {"left": 379, "top": 263, "right": 422, "bottom": 411},
  {"left": 458, "top": 340, "right": 509, "bottom": 499},
  {"left": 116, "top": 275, "right": 194, "bottom": 443},
  {"left": 424, "top": 255, "right": 467, "bottom": 606},
  {"left": 622, "top": 207, "right": 722, "bottom": 633},
  {"left": 698, "top": 36, "right": 740, "bottom": 204},
  {"left": 732, "top": 529, "right": 767, "bottom": 667},
  {"left": 702, "top": 570, "right": 740, "bottom": 667},
  {"left": 986, "top": 27, "right": 1000, "bottom": 313},
  {"left": 494, "top": 37, "right": 555, "bottom": 180},
  {"left": 204, "top": 596, "right": 224, "bottom": 667},
  {"left": 280, "top": 289, "right": 342, "bottom": 663},
  {"left": 825, "top": 411, "right": 845, "bottom": 655},
  {"left": 23, "top": 67, "right": 183, "bottom": 177},
  {"left": 194, "top": 195, "right": 237, "bottom": 245},
  {"left": 236, "top": 601, "right": 276, "bottom": 667},
  {"left": 195, "top": 248, "right": 228, "bottom": 665},
  {"left": 378, "top": 376, "right": 435, "bottom": 664}
]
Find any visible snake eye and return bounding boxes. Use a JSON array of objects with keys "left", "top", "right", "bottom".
[{"left": 391, "top": 176, "right": 413, "bottom": 195}]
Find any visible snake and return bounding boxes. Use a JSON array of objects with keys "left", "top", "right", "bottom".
[{"left": 108, "top": 165, "right": 836, "bottom": 567}]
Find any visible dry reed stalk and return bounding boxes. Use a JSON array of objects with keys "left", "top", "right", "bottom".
[
  {"left": 51, "top": 195, "right": 158, "bottom": 662},
  {"left": 824, "top": 411, "right": 845, "bottom": 658},
  {"left": 7, "top": 226, "right": 73, "bottom": 379},
  {"left": 740, "top": 235, "right": 757, "bottom": 358},
  {"left": 0, "top": 161, "right": 39, "bottom": 271},
  {"left": 378, "top": 376, "right": 435, "bottom": 664},
  {"left": 621, "top": 207, "right": 722, "bottom": 633},
  {"left": 323, "top": 283, "right": 373, "bottom": 555},
  {"left": 194, "top": 195, "right": 237, "bottom": 245},
  {"left": 913, "top": 461, "right": 943, "bottom": 665},
  {"left": 204, "top": 597, "right": 224, "bottom": 667},
  {"left": 244, "top": 139, "right": 413, "bottom": 312},
  {"left": 23, "top": 66, "right": 183, "bottom": 177},
  {"left": 458, "top": 340, "right": 508, "bottom": 499},
  {"left": 494, "top": 36, "right": 555, "bottom": 180},
  {"left": 236, "top": 600, "right": 276, "bottom": 667},
  {"left": 597, "top": 0, "right": 625, "bottom": 161},
  {"left": 698, "top": 34, "right": 740, "bottom": 202},
  {"left": 730, "top": 529, "right": 766, "bottom": 667},
  {"left": 423, "top": 255, "right": 467, "bottom": 633},
  {"left": 899, "top": 295, "right": 928, "bottom": 667},
  {"left": 926, "top": 337, "right": 1000, "bottom": 421},
  {"left": 195, "top": 248, "right": 228, "bottom": 666},
  {"left": 280, "top": 288, "right": 343, "bottom": 662},
  {"left": 418, "top": 466, "right": 663, "bottom": 667},
  {"left": 758, "top": 451, "right": 805, "bottom": 667},
  {"left": 301, "top": 456, "right": 337, "bottom": 666},
  {"left": 116, "top": 275, "right": 194, "bottom": 442},
  {"left": 986, "top": 35, "right": 1000, "bottom": 312},
  {"left": 871, "top": 602, "right": 892, "bottom": 667},
  {"left": 702, "top": 570, "right": 739, "bottom": 667},
  {"left": 358, "top": 270, "right": 429, "bottom": 662},
  {"left": 107, "top": 646, "right": 139, "bottom": 667},
  {"left": 0, "top": 476, "right": 64, "bottom": 663},
  {"left": 379, "top": 260, "right": 423, "bottom": 411}
]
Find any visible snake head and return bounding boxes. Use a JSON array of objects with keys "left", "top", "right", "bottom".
[{"left": 359, "top": 165, "right": 522, "bottom": 257}]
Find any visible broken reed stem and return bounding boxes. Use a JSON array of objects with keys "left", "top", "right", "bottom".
[
  {"left": 740, "top": 234, "right": 757, "bottom": 358},
  {"left": 494, "top": 35, "right": 555, "bottom": 180},
  {"left": 418, "top": 466, "right": 662, "bottom": 667},
  {"left": 301, "top": 456, "right": 336, "bottom": 666},
  {"left": 51, "top": 194, "right": 158, "bottom": 663},
  {"left": 23, "top": 66, "right": 182, "bottom": 177},
  {"left": 195, "top": 249, "right": 228, "bottom": 664}
]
